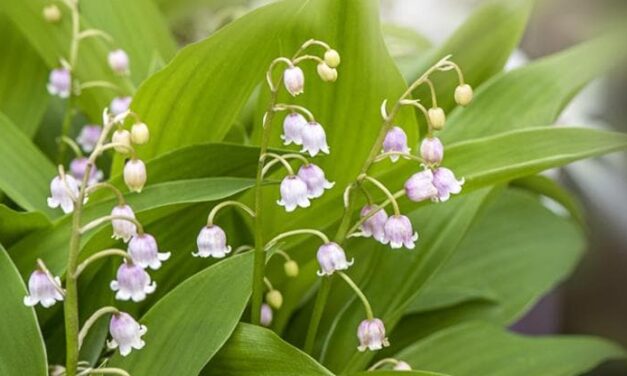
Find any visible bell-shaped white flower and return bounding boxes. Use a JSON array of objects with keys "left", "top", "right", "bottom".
[
  {"left": 297, "top": 163, "right": 334, "bottom": 199},
  {"left": 260, "top": 303, "right": 273, "bottom": 327},
  {"left": 131, "top": 122, "right": 150, "bottom": 145},
  {"left": 108, "top": 49, "right": 130, "bottom": 75},
  {"left": 360, "top": 205, "right": 388, "bottom": 243},
  {"left": 110, "top": 96, "right": 132, "bottom": 115},
  {"left": 47, "top": 68, "right": 71, "bottom": 98},
  {"left": 107, "top": 312, "right": 147, "bottom": 357},
  {"left": 383, "top": 215, "right": 418, "bottom": 249},
  {"left": 110, "top": 261, "right": 156, "bottom": 302},
  {"left": 47, "top": 175, "right": 80, "bottom": 214},
  {"left": 404, "top": 169, "right": 438, "bottom": 203},
  {"left": 69, "top": 157, "right": 103, "bottom": 186},
  {"left": 382, "top": 126, "right": 410, "bottom": 162},
  {"left": 301, "top": 121, "right": 330, "bottom": 157},
  {"left": 76, "top": 125, "right": 102, "bottom": 152},
  {"left": 193, "top": 225, "right": 232, "bottom": 258},
  {"left": 455, "top": 84, "right": 473, "bottom": 106},
  {"left": 432, "top": 167, "right": 464, "bottom": 202},
  {"left": 23, "top": 270, "right": 64, "bottom": 308},
  {"left": 316, "top": 242, "right": 353, "bottom": 276},
  {"left": 357, "top": 318, "right": 389, "bottom": 352},
  {"left": 128, "top": 234, "right": 170, "bottom": 270},
  {"left": 124, "top": 159, "right": 147, "bottom": 193},
  {"left": 111, "top": 205, "right": 137, "bottom": 242},
  {"left": 277, "top": 176, "right": 310, "bottom": 212},
  {"left": 420, "top": 137, "right": 444, "bottom": 165},
  {"left": 283, "top": 66, "right": 304, "bottom": 96},
  {"left": 281, "top": 113, "right": 306, "bottom": 146}
]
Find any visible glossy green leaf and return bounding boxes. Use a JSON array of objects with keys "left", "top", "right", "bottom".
[
  {"left": 109, "top": 252, "right": 253, "bottom": 375},
  {"left": 395, "top": 322, "right": 624, "bottom": 376},
  {"left": 442, "top": 36, "right": 623, "bottom": 143},
  {"left": 0, "top": 14, "right": 49, "bottom": 137},
  {"left": 204, "top": 323, "right": 333, "bottom": 376},
  {"left": 0, "top": 205, "right": 51, "bottom": 247},
  {"left": 0, "top": 244, "right": 48, "bottom": 376},
  {"left": 0, "top": 112, "right": 57, "bottom": 217}
]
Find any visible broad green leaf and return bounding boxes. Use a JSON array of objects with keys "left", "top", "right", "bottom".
[
  {"left": 351, "top": 372, "right": 447, "bottom": 376},
  {"left": 0, "top": 245, "right": 47, "bottom": 376},
  {"left": 9, "top": 177, "right": 255, "bottom": 277},
  {"left": 0, "top": 14, "right": 49, "bottom": 136},
  {"left": 203, "top": 323, "right": 333, "bottom": 376},
  {"left": 109, "top": 252, "right": 253, "bottom": 375},
  {"left": 0, "top": 205, "right": 51, "bottom": 247},
  {"left": 405, "top": 0, "right": 534, "bottom": 111},
  {"left": 442, "top": 36, "right": 623, "bottom": 143},
  {"left": 0, "top": 112, "right": 57, "bottom": 217},
  {"left": 395, "top": 322, "right": 624, "bottom": 376}
]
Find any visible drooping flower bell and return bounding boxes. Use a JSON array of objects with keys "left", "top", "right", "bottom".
[
  {"left": 317, "top": 63, "right": 337, "bottom": 82},
  {"left": 110, "top": 96, "right": 132, "bottom": 115},
  {"left": 420, "top": 137, "right": 444, "bottom": 165},
  {"left": 266, "top": 289, "right": 283, "bottom": 310},
  {"left": 281, "top": 113, "right": 306, "bottom": 146},
  {"left": 43, "top": 4, "right": 62, "bottom": 23},
  {"left": 357, "top": 318, "right": 389, "bottom": 352},
  {"left": 284, "top": 260, "right": 299, "bottom": 277},
  {"left": 47, "top": 174, "right": 80, "bottom": 214},
  {"left": 112, "top": 129, "right": 132, "bottom": 153},
  {"left": 111, "top": 204, "right": 137, "bottom": 242},
  {"left": 128, "top": 233, "right": 170, "bottom": 270},
  {"left": 131, "top": 122, "right": 150, "bottom": 145},
  {"left": 47, "top": 68, "right": 71, "bottom": 98},
  {"left": 324, "top": 49, "right": 341, "bottom": 68},
  {"left": 297, "top": 163, "right": 334, "bottom": 199},
  {"left": 301, "top": 121, "right": 330, "bottom": 157},
  {"left": 360, "top": 205, "right": 388, "bottom": 243},
  {"left": 283, "top": 66, "right": 304, "bottom": 96},
  {"left": 316, "top": 242, "right": 353, "bottom": 276},
  {"left": 455, "top": 84, "right": 473, "bottom": 106},
  {"left": 384, "top": 215, "right": 418, "bottom": 249},
  {"left": 108, "top": 312, "right": 147, "bottom": 357},
  {"left": 23, "top": 270, "right": 64, "bottom": 308},
  {"left": 193, "top": 225, "right": 231, "bottom": 258},
  {"left": 260, "top": 303, "right": 273, "bottom": 327},
  {"left": 69, "top": 157, "right": 103, "bottom": 186},
  {"left": 382, "top": 126, "right": 409, "bottom": 162},
  {"left": 432, "top": 167, "right": 464, "bottom": 202},
  {"left": 277, "top": 175, "right": 310, "bottom": 212},
  {"left": 124, "top": 159, "right": 147, "bottom": 193},
  {"left": 110, "top": 261, "right": 156, "bottom": 302},
  {"left": 404, "top": 169, "right": 438, "bottom": 203},
  {"left": 108, "top": 49, "right": 130, "bottom": 75},
  {"left": 76, "top": 125, "right": 102, "bottom": 152},
  {"left": 428, "top": 107, "right": 446, "bottom": 130}
]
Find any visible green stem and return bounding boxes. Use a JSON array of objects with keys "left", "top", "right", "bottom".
[{"left": 337, "top": 271, "right": 373, "bottom": 319}]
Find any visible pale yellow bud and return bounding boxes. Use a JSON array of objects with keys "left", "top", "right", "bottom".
[
  {"left": 131, "top": 122, "right": 150, "bottom": 145},
  {"left": 112, "top": 129, "right": 132, "bottom": 153},
  {"left": 317, "top": 63, "right": 337, "bottom": 82},
  {"left": 43, "top": 5, "right": 62, "bottom": 23},
  {"left": 324, "top": 49, "right": 341, "bottom": 68},
  {"left": 454, "top": 84, "right": 473, "bottom": 106},
  {"left": 266, "top": 290, "right": 283, "bottom": 310},
  {"left": 284, "top": 260, "right": 299, "bottom": 277},
  {"left": 428, "top": 107, "right": 446, "bottom": 130}
]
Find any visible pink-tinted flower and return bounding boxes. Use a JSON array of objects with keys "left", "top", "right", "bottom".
[
  {"left": 124, "top": 159, "right": 147, "bottom": 193},
  {"left": 283, "top": 66, "right": 304, "bottom": 96},
  {"left": 110, "top": 96, "right": 132, "bottom": 115},
  {"left": 301, "top": 122, "right": 330, "bottom": 157},
  {"left": 260, "top": 303, "right": 273, "bottom": 327},
  {"left": 394, "top": 361, "right": 412, "bottom": 371},
  {"left": 47, "top": 175, "right": 80, "bottom": 213},
  {"left": 47, "top": 68, "right": 71, "bottom": 98},
  {"left": 360, "top": 205, "right": 388, "bottom": 243},
  {"left": 317, "top": 242, "right": 353, "bottom": 276},
  {"left": 382, "top": 126, "right": 409, "bottom": 162},
  {"left": 111, "top": 205, "right": 137, "bottom": 242},
  {"left": 297, "top": 164, "right": 334, "bottom": 199},
  {"left": 404, "top": 169, "right": 438, "bottom": 202},
  {"left": 110, "top": 262, "right": 156, "bottom": 302},
  {"left": 432, "top": 167, "right": 464, "bottom": 202},
  {"left": 277, "top": 176, "right": 310, "bottom": 212},
  {"left": 420, "top": 137, "right": 444, "bottom": 165},
  {"left": 357, "top": 318, "right": 389, "bottom": 352},
  {"left": 384, "top": 215, "right": 418, "bottom": 249},
  {"left": 108, "top": 49, "right": 130, "bottom": 75},
  {"left": 76, "top": 125, "right": 102, "bottom": 152},
  {"left": 193, "top": 225, "right": 231, "bottom": 258},
  {"left": 108, "top": 312, "right": 147, "bottom": 356},
  {"left": 23, "top": 270, "right": 63, "bottom": 308},
  {"left": 281, "top": 113, "right": 306, "bottom": 146},
  {"left": 128, "top": 234, "right": 170, "bottom": 270},
  {"left": 69, "top": 157, "right": 103, "bottom": 186}
]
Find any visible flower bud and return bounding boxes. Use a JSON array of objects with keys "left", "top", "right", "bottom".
[
  {"left": 383, "top": 215, "right": 418, "bottom": 249},
  {"left": 420, "top": 137, "right": 444, "bottom": 165},
  {"left": 284, "top": 260, "right": 299, "bottom": 277},
  {"left": 281, "top": 112, "right": 306, "bottom": 146},
  {"left": 43, "top": 5, "right": 62, "bottom": 23},
  {"left": 111, "top": 204, "right": 137, "bottom": 242},
  {"left": 432, "top": 167, "right": 464, "bottom": 202},
  {"left": 193, "top": 225, "right": 231, "bottom": 258},
  {"left": 324, "top": 49, "right": 340, "bottom": 68},
  {"left": 47, "top": 68, "right": 71, "bottom": 98},
  {"left": 131, "top": 122, "right": 150, "bottom": 145},
  {"left": 107, "top": 312, "right": 147, "bottom": 357},
  {"left": 123, "top": 159, "right": 147, "bottom": 193},
  {"left": 23, "top": 270, "right": 63, "bottom": 308},
  {"left": 404, "top": 169, "right": 438, "bottom": 203},
  {"left": 360, "top": 205, "right": 388, "bottom": 243},
  {"left": 382, "top": 126, "right": 409, "bottom": 162},
  {"left": 357, "top": 318, "right": 389, "bottom": 352},
  {"left": 76, "top": 125, "right": 102, "bottom": 152},
  {"left": 301, "top": 121, "right": 330, "bottom": 157},
  {"left": 110, "top": 96, "right": 132, "bottom": 115},
  {"left": 394, "top": 361, "right": 412, "bottom": 371},
  {"left": 266, "top": 289, "right": 283, "bottom": 310},
  {"left": 317, "top": 63, "right": 338, "bottom": 82},
  {"left": 260, "top": 303, "right": 273, "bottom": 327},
  {"left": 454, "top": 84, "right": 473, "bottom": 106},
  {"left": 277, "top": 175, "right": 310, "bottom": 212},
  {"left": 128, "top": 233, "right": 170, "bottom": 270},
  {"left": 112, "top": 129, "right": 132, "bottom": 153},
  {"left": 428, "top": 107, "right": 446, "bottom": 130},
  {"left": 297, "top": 163, "right": 334, "bottom": 199},
  {"left": 47, "top": 174, "right": 80, "bottom": 214},
  {"left": 110, "top": 261, "right": 156, "bottom": 302},
  {"left": 317, "top": 242, "right": 353, "bottom": 276},
  {"left": 108, "top": 49, "right": 130, "bottom": 75},
  {"left": 283, "top": 66, "right": 304, "bottom": 96},
  {"left": 70, "top": 157, "right": 103, "bottom": 186}
]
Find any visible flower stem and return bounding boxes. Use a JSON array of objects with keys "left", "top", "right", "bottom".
[
  {"left": 79, "top": 215, "right": 144, "bottom": 235},
  {"left": 337, "top": 271, "right": 373, "bottom": 319},
  {"left": 78, "top": 306, "right": 118, "bottom": 348},
  {"left": 265, "top": 229, "right": 329, "bottom": 249},
  {"left": 74, "top": 249, "right": 129, "bottom": 278},
  {"left": 207, "top": 200, "right": 255, "bottom": 225}
]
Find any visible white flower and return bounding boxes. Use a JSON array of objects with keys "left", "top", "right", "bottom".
[
  {"left": 382, "top": 126, "right": 409, "bottom": 162},
  {"left": 432, "top": 167, "right": 464, "bottom": 202},
  {"left": 23, "top": 270, "right": 64, "bottom": 308},
  {"left": 281, "top": 113, "right": 306, "bottom": 146},
  {"left": 404, "top": 169, "right": 438, "bottom": 202},
  {"left": 124, "top": 159, "right": 147, "bottom": 193},
  {"left": 316, "top": 242, "right": 353, "bottom": 276},
  {"left": 128, "top": 234, "right": 170, "bottom": 270},
  {"left": 297, "top": 163, "right": 334, "bottom": 198},
  {"left": 357, "top": 318, "right": 389, "bottom": 352},
  {"left": 110, "top": 96, "right": 132, "bottom": 115},
  {"left": 420, "top": 137, "right": 444, "bottom": 165},
  {"left": 277, "top": 176, "right": 310, "bottom": 212},
  {"left": 111, "top": 205, "right": 137, "bottom": 242},
  {"left": 110, "top": 262, "right": 156, "bottom": 302},
  {"left": 383, "top": 215, "right": 418, "bottom": 249},
  {"left": 76, "top": 125, "right": 102, "bottom": 152},
  {"left": 131, "top": 122, "right": 150, "bottom": 145},
  {"left": 47, "top": 175, "right": 80, "bottom": 214},
  {"left": 108, "top": 49, "right": 130, "bottom": 75},
  {"left": 193, "top": 225, "right": 232, "bottom": 258},
  {"left": 283, "top": 66, "right": 304, "bottom": 96},
  {"left": 260, "top": 304, "right": 273, "bottom": 327},
  {"left": 360, "top": 205, "right": 388, "bottom": 243},
  {"left": 301, "top": 121, "right": 330, "bottom": 157},
  {"left": 69, "top": 157, "right": 103, "bottom": 186},
  {"left": 47, "top": 68, "right": 71, "bottom": 98},
  {"left": 108, "top": 312, "right": 147, "bottom": 357}
]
